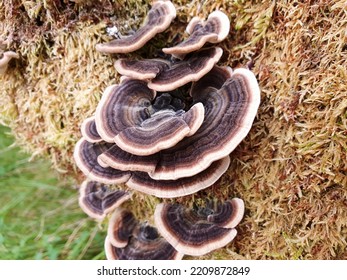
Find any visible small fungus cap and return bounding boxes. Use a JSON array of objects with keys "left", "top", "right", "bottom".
[
  {"left": 185, "top": 17, "right": 203, "bottom": 35},
  {"left": 104, "top": 231, "right": 184, "bottom": 260},
  {"left": 97, "top": 143, "right": 159, "bottom": 173},
  {"left": 95, "top": 82, "right": 155, "bottom": 143},
  {"left": 114, "top": 58, "right": 170, "bottom": 80},
  {"left": 78, "top": 180, "right": 131, "bottom": 220},
  {"left": 80, "top": 116, "right": 102, "bottom": 143},
  {"left": 147, "top": 47, "right": 223, "bottom": 92},
  {"left": 107, "top": 208, "right": 138, "bottom": 248},
  {"left": 73, "top": 138, "right": 131, "bottom": 184},
  {"left": 162, "top": 10, "right": 230, "bottom": 57},
  {"left": 154, "top": 201, "right": 242, "bottom": 256},
  {"left": 96, "top": 0, "right": 176, "bottom": 53}
]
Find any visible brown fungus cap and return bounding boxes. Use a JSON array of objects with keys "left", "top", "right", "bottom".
[
  {"left": 105, "top": 208, "right": 183, "bottom": 260},
  {"left": 98, "top": 143, "right": 159, "bottom": 173},
  {"left": 96, "top": 0, "right": 176, "bottom": 54},
  {"left": 73, "top": 138, "right": 131, "bottom": 184},
  {"left": 80, "top": 116, "right": 102, "bottom": 143},
  {"left": 163, "top": 11, "right": 230, "bottom": 57},
  {"left": 104, "top": 230, "right": 184, "bottom": 260},
  {"left": 95, "top": 78, "right": 205, "bottom": 156},
  {"left": 107, "top": 208, "right": 138, "bottom": 248},
  {"left": 148, "top": 67, "right": 261, "bottom": 180},
  {"left": 154, "top": 200, "right": 244, "bottom": 256},
  {"left": 74, "top": 133, "right": 230, "bottom": 198},
  {"left": 147, "top": 47, "right": 223, "bottom": 92},
  {"left": 78, "top": 180, "right": 131, "bottom": 220},
  {"left": 95, "top": 81, "right": 155, "bottom": 143},
  {"left": 126, "top": 156, "right": 230, "bottom": 198},
  {"left": 114, "top": 47, "right": 223, "bottom": 92},
  {"left": 114, "top": 58, "right": 170, "bottom": 80}
]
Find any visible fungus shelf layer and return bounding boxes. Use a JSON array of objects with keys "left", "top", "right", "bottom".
[
  {"left": 163, "top": 11, "right": 230, "bottom": 58},
  {"left": 96, "top": 0, "right": 176, "bottom": 53},
  {"left": 105, "top": 208, "right": 184, "bottom": 260},
  {"left": 154, "top": 198, "right": 245, "bottom": 256},
  {"left": 73, "top": 3, "right": 261, "bottom": 260},
  {"left": 78, "top": 180, "right": 131, "bottom": 220}
]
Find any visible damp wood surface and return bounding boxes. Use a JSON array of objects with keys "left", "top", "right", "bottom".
[{"left": 1, "top": 0, "right": 347, "bottom": 259}]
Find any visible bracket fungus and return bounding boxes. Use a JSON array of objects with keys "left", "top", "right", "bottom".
[
  {"left": 74, "top": 134, "right": 230, "bottom": 198},
  {"left": 76, "top": 66, "right": 260, "bottom": 183},
  {"left": 98, "top": 143, "right": 159, "bottom": 173},
  {"left": 78, "top": 180, "right": 131, "bottom": 220},
  {"left": 114, "top": 47, "right": 223, "bottom": 92},
  {"left": 163, "top": 11, "right": 230, "bottom": 58},
  {"left": 73, "top": 4, "right": 261, "bottom": 260},
  {"left": 80, "top": 116, "right": 103, "bottom": 143},
  {"left": 147, "top": 67, "right": 260, "bottom": 181},
  {"left": 107, "top": 208, "right": 137, "bottom": 248},
  {"left": 96, "top": 0, "right": 176, "bottom": 54},
  {"left": 105, "top": 208, "right": 184, "bottom": 260},
  {"left": 154, "top": 198, "right": 244, "bottom": 256},
  {"left": 126, "top": 156, "right": 230, "bottom": 198},
  {"left": 73, "top": 138, "right": 131, "bottom": 184},
  {"left": 74, "top": 10, "right": 260, "bottom": 196},
  {"left": 95, "top": 78, "right": 205, "bottom": 155},
  {"left": 114, "top": 58, "right": 170, "bottom": 80},
  {"left": 148, "top": 47, "right": 223, "bottom": 91}
]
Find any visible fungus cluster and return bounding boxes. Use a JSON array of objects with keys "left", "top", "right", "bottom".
[
  {"left": 104, "top": 198, "right": 244, "bottom": 259},
  {"left": 105, "top": 208, "right": 184, "bottom": 260},
  {"left": 74, "top": 0, "right": 260, "bottom": 259}
]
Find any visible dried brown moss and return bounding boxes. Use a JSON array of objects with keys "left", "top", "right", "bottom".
[{"left": 1, "top": 0, "right": 347, "bottom": 259}]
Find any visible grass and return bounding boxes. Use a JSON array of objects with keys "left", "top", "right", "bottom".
[{"left": 0, "top": 125, "right": 105, "bottom": 260}]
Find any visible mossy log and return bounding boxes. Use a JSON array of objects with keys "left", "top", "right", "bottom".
[{"left": 1, "top": 0, "right": 347, "bottom": 260}]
